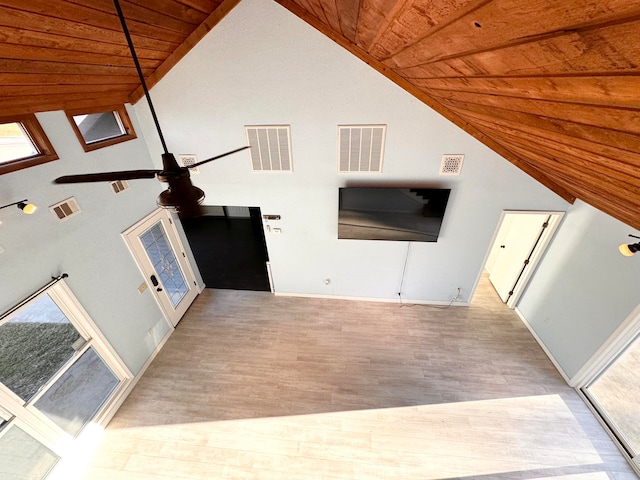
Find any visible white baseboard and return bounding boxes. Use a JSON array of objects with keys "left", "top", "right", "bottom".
[
  {"left": 275, "top": 291, "right": 469, "bottom": 307},
  {"left": 95, "top": 327, "right": 174, "bottom": 427},
  {"left": 514, "top": 307, "right": 571, "bottom": 385}
]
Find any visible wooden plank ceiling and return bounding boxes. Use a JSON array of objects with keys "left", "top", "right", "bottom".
[{"left": 1, "top": 0, "right": 639, "bottom": 229}]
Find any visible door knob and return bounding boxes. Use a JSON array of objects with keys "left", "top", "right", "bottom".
[{"left": 150, "top": 274, "right": 163, "bottom": 291}]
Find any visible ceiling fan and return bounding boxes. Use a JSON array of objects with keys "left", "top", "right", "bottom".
[{"left": 54, "top": 0, "right": 248, "bottom": 218}]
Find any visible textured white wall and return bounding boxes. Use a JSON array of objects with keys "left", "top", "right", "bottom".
[
  {"left": 0, "top": 107, "right": 171, "bottom": 374},
  {"left": 517, "top": 201, "right": 640, "bottom": 379},
  {"left": 135, "top": 0, "right": 569, "bottom": 302}
]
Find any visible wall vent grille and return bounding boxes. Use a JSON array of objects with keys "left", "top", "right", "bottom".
[
  {"left": 50, "top": 197, "right": 81, "bottom": 221},
  {"left": 110, "top": 179, "right": 129, "bottom": 194},
  {"left": 178, "top": 154, "right": 200, "bottom": 174},
  {"left": 245, "top": 126, "right": 292, "bottom": 172},
  {"left": 338, "top": 125, "right": 385, "bottom": 173},
  {"left": 440, "top": 154, "right": 464, "bottom": 175}
]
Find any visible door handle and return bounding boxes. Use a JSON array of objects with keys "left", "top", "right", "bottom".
[{"left": 150, "top": 274, "right": 163, "bottom": 291}]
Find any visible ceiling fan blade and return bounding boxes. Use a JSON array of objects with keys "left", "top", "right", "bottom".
[
  {"left": 191, "top": 146, "right": 250, "bottom": 168},
  {"left": 54, "top": 170, "right": 160, "bottom": 184}
]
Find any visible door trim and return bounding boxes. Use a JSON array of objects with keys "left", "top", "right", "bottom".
[
  {"left": 571, "top": 304, "right": 640, "bottom": 387},
  {"left": 122, "top": 208, "right": 199, "bottom": 327},
  {"left": 477, "top": 210, "right": 564, "bottom": 308}
]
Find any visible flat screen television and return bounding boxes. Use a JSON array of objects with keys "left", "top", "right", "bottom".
[{"left": 338, "top": 187, "right": 451, "bottom": 242}]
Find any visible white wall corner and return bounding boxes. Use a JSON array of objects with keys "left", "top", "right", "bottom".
[{"left": 514, "top": 307, "right": 572, "bottom": 385}]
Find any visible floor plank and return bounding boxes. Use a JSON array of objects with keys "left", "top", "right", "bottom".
[{"left": 74, "top": 275, "right": 637, "bottom": 479}]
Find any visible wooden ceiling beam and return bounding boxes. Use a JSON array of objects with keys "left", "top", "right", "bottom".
[
  {"left": 412, "top": 75, "right": 640, "bottom": 109},
  {"left": 474, "top": 122, "right": 640, "bottom": 185},
  {"left": 385, "top": 1, "right": 640, "bottom": 68},
  {"left": 0, "top": 92, "right": 131, "bottom": 116},
  {"left": 439, "top": 98, "right": 640, "bottom": 158},
  {"left": 427, "top": 89, "right": 640, "bottom": 135}
]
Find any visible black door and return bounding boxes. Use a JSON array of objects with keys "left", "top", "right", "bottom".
[{"left": 181, "top": 207, "right": 270, "bottom": 291}]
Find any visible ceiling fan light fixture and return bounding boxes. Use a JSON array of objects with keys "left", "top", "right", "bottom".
[{"left": 157, "top": 185, "right": 205, "bottom": 218}]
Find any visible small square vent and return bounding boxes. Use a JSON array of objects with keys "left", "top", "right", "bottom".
[
  {"left": 178, "top": 154, "right": 200, "bottom": 174},
  {"left": 110, "top": 180, "right": 129, "bottom": 194},
  {"left": 50, "top": 197, "right": 81, "bottom": 221},
  {"left": 440, "top": 154, "right": 464, "bottom": 175},
  {"left": 245, "top": 126, "right": 292, "bottom": 172},
  {"left": 338, "top": 125, "right": 385, "bottom": 173}
]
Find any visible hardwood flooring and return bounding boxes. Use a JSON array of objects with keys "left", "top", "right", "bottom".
[{"left": 77, "top": 276, "right": 637, "bottom": 479}]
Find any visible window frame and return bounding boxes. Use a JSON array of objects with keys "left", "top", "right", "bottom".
[
  {"left": 0, "top": 114, "right": 59, "bottom": 175},
  {"left": 65, "top": 104, "right": 137, "bottom": 152}
]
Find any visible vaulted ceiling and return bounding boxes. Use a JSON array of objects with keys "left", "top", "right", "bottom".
[{"left": 1, "top": 0, "right": 639, "bottom": 229}]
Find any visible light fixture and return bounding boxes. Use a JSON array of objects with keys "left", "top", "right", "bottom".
[
  {"left": 0, "top": 199, "right": 37, "bottom": 215},
  {"left": 619, "top": 234, "right": 640, "bottom": 256}
]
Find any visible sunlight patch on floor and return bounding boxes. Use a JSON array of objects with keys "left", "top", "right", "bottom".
[{"left": 76, "top": 394, "right": 609, "bottom": 479}]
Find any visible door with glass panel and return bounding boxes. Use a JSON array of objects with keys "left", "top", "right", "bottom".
[
  {"left": 123, "top": 208, "right": 199, "bottom": 326},
  {"left": 0, "top": 281, "right": 131, "bottom": 479}
]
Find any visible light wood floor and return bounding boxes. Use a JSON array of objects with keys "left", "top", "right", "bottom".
[{"left": 76, "top": 276, "right": 637, "bottom": 479}]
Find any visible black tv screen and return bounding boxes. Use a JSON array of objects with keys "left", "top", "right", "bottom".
[{"left": 338, "top": 187, "right": 451, "bottom": 242}]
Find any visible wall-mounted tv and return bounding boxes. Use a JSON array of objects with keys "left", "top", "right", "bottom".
[{"left": 338, "top": 187, "right": 451, "bottom": 242}]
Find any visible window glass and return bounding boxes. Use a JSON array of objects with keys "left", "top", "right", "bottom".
[
  {"left": 0, "top": 122, "right": 38, "bottom": 163},
  {"left": 0, "top": 424, "right": 59, "bottom": 480},
  {"left": 0, "top": 294, "right": 84, "bottom": 402},
  {"left": 72, "top": 111, "right": 125, "bottom": 144},
  {"left": 66, "top": 105, "right": 136, "bottom": 152},
  {"left": 34, "top": 347, "right": 119, "bottom": 437},
  {"left": 0, "top": 115, "right": 58, "bottom": 174}
]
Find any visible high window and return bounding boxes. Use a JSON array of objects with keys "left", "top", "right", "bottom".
[
  {"left": 0, "top": 114, "right": 58, "bottom": 175},
  {"left": 66, "top": 105, "right": 136, "bottom": 152}
]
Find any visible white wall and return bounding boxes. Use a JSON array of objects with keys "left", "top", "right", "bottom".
[
  {"left": 517, "top": 200, "right": 640, "bottom": 379},
  {"left": 0, "top": 107, "right": 171, "bottom": 374},
  {"left": 135, "top": 0, "right": 569, "bottom": 303}
]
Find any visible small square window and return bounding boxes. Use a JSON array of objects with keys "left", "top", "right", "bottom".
[
  {"left": 66, "top": 105, "right": 136, "bottom": 152},
  {"left": 0, "top": 114, "right": 59, "bottom": 175}
]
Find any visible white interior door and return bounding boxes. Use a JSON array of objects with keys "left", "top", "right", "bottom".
[
  {"left": 487, "top": 211, "right": 564, "bottom": 306},
  {"left": 123, "top": 209, "right": 199, "bottom": 327}
]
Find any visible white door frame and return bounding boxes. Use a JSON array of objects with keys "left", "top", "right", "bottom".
[
  {"left": 572, "top": 304, "right": 640, "bottom": 474},
  {"left": 478, "top": 210, "right": 564, "bottom": 308},
  {"left": 122, "top": 208, "right": 200, "bottom": 327}
]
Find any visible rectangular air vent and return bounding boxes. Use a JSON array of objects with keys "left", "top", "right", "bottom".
[
  {"left": 50, "top": 197, "right": 80, "bottom": 221},
  {"left": 338, "top": 125, "right": 385, "bottom": 173},
  {"left": 110, "top": 179, "right": 129, "bottom": 194},
  {"left": 245, "top": 126, "right": 292, "bottom": 172},
  {"left": 440, "top": 154, "right": 464, "bottom": 175},
  {"left": 178, "top": 154, "right": 200, "bottom": 174}
]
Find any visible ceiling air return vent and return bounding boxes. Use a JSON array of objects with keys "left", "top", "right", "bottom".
[
  {"left": 440, "top": 154, "right": 464, "bottom": 175},
  {"left": 338, "top": 125, "right": 385, "bottom": 173},
  {"left": 110, "top": 180, "right": 129, "bottom": 194},
  {"left": 178, "top": 154, "right": 200, "bottom": 174},
  {"left": 50, "top": 197, "right": 81, "bottom": 221},
  {"left": 245, "top": 126, "right": 292, "bottom": 172}
]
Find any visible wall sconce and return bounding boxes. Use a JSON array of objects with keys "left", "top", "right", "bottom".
[
  {"left": 0, "top": 199, "right": 37, "bottom": 215},
  {"left": 619, "top": 234, "right": 640, "bottom": 256}
]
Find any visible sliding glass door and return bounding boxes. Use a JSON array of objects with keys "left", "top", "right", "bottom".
[{"left": 582, "top": 334, "right": 640, "bottom": 465}]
